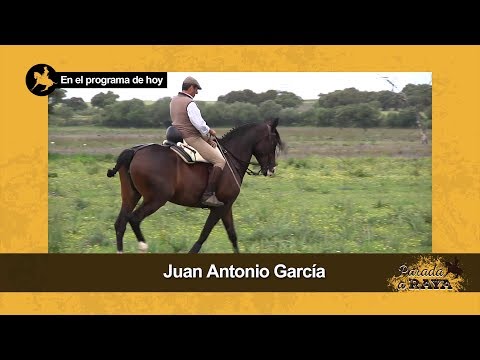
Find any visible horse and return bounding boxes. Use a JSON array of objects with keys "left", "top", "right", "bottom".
[
  {"left": 31, "top": 69, "right": 56, "bottom": 92},
  {"left": 106, "top": 118, "right": 283, "bottom": 254}
]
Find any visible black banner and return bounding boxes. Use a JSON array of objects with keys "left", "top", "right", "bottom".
[
  {"left": 0, "top": 254, "right": 478, "bottom": 292},
  {"left": 56, "top": 72, "right": 167, "bottom": 88},
  {"left": 26, "top": 64, "right": 169, "bottom": 96}
]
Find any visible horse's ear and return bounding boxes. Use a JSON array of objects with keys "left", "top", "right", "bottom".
[{"left": 266, "top": 117, "right": 279, "bottom": 130}]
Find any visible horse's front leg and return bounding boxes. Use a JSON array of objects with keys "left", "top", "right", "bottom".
[
  {"left": 221, "top": 206, "right": 239, "bottom": 253},
  {"left": 189, "top": 207, "right": 225, "bottom": 254}
]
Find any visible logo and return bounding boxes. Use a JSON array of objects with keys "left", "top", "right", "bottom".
[
  {"left": 26, "top": 64, "right": 58, "bottom": 96},
  {"left": 387, "top": 255, "right": 465, "bottom": 292},
  {"left": 26, "top": 66, "right": 168, "bottom": 93}
]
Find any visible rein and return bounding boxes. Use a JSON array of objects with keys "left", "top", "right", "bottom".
[
  {"left": 214, "top": 139, "right": 241, "bottom": 190},
  {"left": 216, "top": 140, "right": 262, "bottom": 176},
  {"left": 213, "top": 124, "right": 278, "bottom": 186}
]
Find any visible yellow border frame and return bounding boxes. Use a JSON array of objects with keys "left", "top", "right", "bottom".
[{"left": 1, "top": 45, "right": 479, "bottom": 314}]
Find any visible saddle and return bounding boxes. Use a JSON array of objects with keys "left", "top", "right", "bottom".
[{"left": 162, "top": 126, "right": 222, "bottom": 164}]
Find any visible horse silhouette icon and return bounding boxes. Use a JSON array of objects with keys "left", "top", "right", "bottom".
[
  {"left": 31, "top": 66, "right": 56, "bottom": 92},
  {"left": 445, "top": 257, "right": 463, "bottom": 278}
]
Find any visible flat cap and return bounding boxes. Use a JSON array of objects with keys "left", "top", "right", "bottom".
[{"left": 183, "top": 76, "right": 202, "bottom": 90}]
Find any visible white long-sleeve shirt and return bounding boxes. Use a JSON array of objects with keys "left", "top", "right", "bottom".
[{"left": 184, "top": 94, "right": 210, "bottom": 136}]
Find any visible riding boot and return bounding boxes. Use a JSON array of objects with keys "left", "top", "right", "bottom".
[{"left": 201, "top": 166, "right": 224, "bottom": 207}]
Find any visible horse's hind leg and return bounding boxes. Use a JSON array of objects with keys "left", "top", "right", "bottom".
[
  {"left": 129, "top": 196, "right": 167, "bottom": 253},
  {"left": 189, "top": 208, "right": 224, "bottom": 254},
  {"left": 114, "top": 192, "right": 141, "bottom": 253},
  {"left": 221, "top": 206, "right": 239, "bottom": 253}
]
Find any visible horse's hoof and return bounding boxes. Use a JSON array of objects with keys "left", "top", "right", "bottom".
[
  {"left": 189, "top": 243, "right": 202, "bottom": 254},
  {"left": 138, "top": 241, "right": 148, "bottom": 253},
  {"left": 117, "top": 251, "right": 123, "bottom": 254}
]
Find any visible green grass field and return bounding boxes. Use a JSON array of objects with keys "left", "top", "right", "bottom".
[
  {"left": 48, "top": 126, "right": 431, "bottom": 158},
  {"left": 48, "top": 126, "right": 431, "bottom": 254}
]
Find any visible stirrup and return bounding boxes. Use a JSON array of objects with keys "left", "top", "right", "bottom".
[{"left": 201, "top": 194, "right": 224, "bottom": 207}]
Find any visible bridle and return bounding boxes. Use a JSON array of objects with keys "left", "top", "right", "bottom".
[
  {"left": 218, "top": 141, "right": 263, "bottom": 176},
  {"left": 216, "top": 131, "right": 277, "bottom": 177}
]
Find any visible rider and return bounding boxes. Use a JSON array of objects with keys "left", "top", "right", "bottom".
[
  {"left": 169, "top": 76, "right": 226, "bottom": 207},
  {"left": 42, "top": 66, "right": 49, "bottom": 79}
]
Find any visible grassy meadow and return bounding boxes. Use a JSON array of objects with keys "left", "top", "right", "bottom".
[{"left": 48, "top": 126, "right": 432, "bottom": 253}]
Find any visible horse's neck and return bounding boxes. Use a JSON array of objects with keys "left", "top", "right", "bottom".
[{"left": 222, "top": 131, "right": 257, "bottom": 177}]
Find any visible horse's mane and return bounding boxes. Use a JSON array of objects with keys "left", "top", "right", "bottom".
[
  {"left": 219, "top": 121, "right": 284, "bottom": 150},
  {"left": 220, "top": 123, "right": 260, "bottom": 143}
]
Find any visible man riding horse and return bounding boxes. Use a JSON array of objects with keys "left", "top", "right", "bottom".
[
  {"left": 31, "top": 66, "right": 56, "bottom": 92},
  {"left": 169, "top": 76, "right": 226, "bottom": 207}
]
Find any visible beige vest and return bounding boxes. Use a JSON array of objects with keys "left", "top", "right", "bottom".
[{"left": 170, "top": 93, "right": 200, "bottom": 139}]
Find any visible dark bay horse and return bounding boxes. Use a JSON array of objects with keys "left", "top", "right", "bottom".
[{"left": 106, "top": 118, "right": 283, "bottom": 253}]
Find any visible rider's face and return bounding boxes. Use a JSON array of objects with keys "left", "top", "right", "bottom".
[{"left": 190, "top": 85, "right": 198, "bottom": 97}]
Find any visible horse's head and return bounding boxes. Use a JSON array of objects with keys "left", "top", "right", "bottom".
[{"left": 252, "top": 118, "right": 283, "bottom": 176}]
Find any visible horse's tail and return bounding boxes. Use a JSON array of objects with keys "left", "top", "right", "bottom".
[{"left": 107, "top": 148, "right": 135, "bottom": 177}]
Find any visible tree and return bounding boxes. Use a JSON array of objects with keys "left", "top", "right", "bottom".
[
  {"left": 229, "top": 102, "right": 260, "bottom": 126},
  {"left": 424, "top": 105, "right": 432, "bottom": 120},
  {"left": 279, "top": 108, "right": 300, "bottom": 126},
  {"left": 376, "top": 90, "right": 404, "bottom": 110},
  {"left": 218, "top": 89, "right": 256, "bottom": 104},
  {"left": 396, "top": 108, "right": 418, "bottom": 127},
  {"left": 385, "top": 108, "right": 417, "bottom": 128},
  {"left": 333, "top": 104, "right": 380, "bottom": 130},
  {"left": 101, "top": 99, "right": 149, "bottom": 127},
  {"left": 401, "top": 84, "right": 432, "bottom": 109},
  {"left": 63, "top": 97, "right": 88, "bottom": 111},
  {"left": 300, "top": 108, "right": 335, "bottom": 127},
  {"left": 257, "top": 90, "right": 278, "bottom": 105},
  {"left": 91, "top": 91, "right": 119, "bottom": 108},
  {"left": 258, "top": 100, "right": 282, "bottom": 120},
  {"left": 275, "top": 91, "right": 303, "bottom": 108},
  {"left": 149, "top": 97, "right": 171, "bottom": 127},
  {"left": 318, "top": 88, "right": 366, "bottom": 108},
  {"left": 202, "top": 101, "right": 229, "bottom": 127},
  {"left": 314, "top": 108, "right": 336, "bottom": 127},
  {"left": 54, "top": 104, "right": 74, "bottom": 121},
  {"left": 48, "top": 88, "right": 67, "bottom": 113},
  {"left": 334, "top": 105, "right": 354, "bottom": 128},
  {"left": 353, "top": 104, "right": 381, "bottom": 130}
]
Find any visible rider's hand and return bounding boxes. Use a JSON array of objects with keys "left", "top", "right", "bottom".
[
  {"left": 207, "top": 138, "right": 217, "bottom": 148},
  {"left": 209, "top": 129, "right": 217, "bottom": 137}
]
